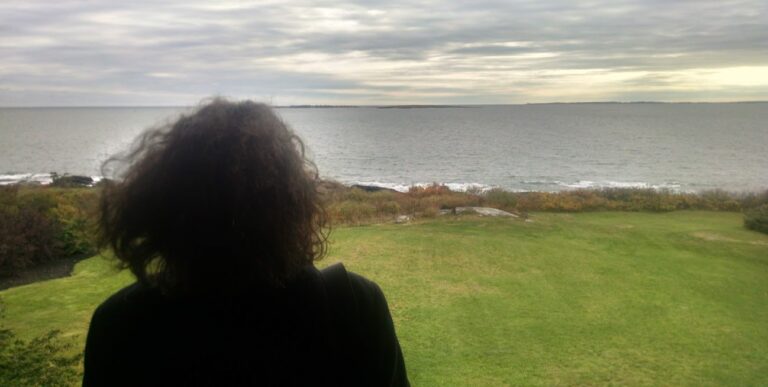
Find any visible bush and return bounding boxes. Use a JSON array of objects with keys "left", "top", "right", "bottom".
[
  {"left": 484, "top": 189, "right": 518, "bottom": 211},
  {"left": 0, "top": 187, "right": 61, "bottom": 277},
  {"left": 433, "top": 192, "right": 480, "bottom": 209},
  {"left": 408, "top": 183, "right": 452, "bottom": 197},
  {"left": 0, "top": 186, "right": 97, "bottom": 277},
  {"left": 0, "top": 298, "right": 82, "bottom": 386},
  {"left": 5, "top": 180, "right": 753, "bottom": 238},
  {"left": 744, "top": 204, "right": 768, "bottom": 234},
  {"left": 0, "top": 329, "right": 82, "bottom": 386},
  {"left": 700, "top": 189, "right": 741, "bottom": 211},
  {"left": 328, "top": 201, "right": 377, "bottom": 225},
  {"left": 49, "top": 189, "right": 98, "bottom": 256},
  {"left": 375, "top": 201, "right": 401, "bottom": 216},
  {"left": 315, "top": 179, "right": 763, "bottom": 224},
  {"left": 419, "top": 206, "right": 439, "bottom": 218},
  {"left": 742, "top": 190, "right": 768, "bottom": 209}
]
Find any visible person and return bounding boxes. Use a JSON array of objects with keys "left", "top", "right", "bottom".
[{"left": 83, "top": 99, "right": 409, "bottom": 386}]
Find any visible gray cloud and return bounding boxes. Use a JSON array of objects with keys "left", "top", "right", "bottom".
[{"left": 1, "top": 0, "right": 767, "bottom": 105}]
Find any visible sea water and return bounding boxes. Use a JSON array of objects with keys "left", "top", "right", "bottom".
[{"left": 1, "top": 103, "right": 766, "bottom": 192}]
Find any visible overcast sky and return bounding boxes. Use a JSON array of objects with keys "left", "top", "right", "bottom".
[{"left": 2, "top": 0, "right": 767, "bottom": 106}]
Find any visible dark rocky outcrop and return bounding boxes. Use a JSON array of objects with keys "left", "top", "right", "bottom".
[
  {"left": 50, "top": 174, "right": 94, "bottom": 187},
  {"left": 352, "top": 184, "right": 399, "bottom": 193}
]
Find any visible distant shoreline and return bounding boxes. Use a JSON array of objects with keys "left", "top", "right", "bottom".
[
  {"left": 2, "top": 172, "right": 766, "bottom": 195},
  {"left": 2, "top": 101, "right": 767, "bottom": 109}
]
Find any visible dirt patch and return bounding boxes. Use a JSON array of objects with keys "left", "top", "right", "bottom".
[
  {"left": 691, "top": 232, "right": 739, "bottom": 242},
  {"left": 0, "top": 255, "right": 88, "bottom": 291},
  {"left": 691, "top": 232, "right": 768, "bottom": 246}
]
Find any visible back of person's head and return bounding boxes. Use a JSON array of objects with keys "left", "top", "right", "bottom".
[{"left": 100, "top": 98, "right": 327, "bottom": 295}]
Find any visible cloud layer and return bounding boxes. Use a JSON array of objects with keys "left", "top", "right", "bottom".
[{"left": 2, "top": 0, "right": 767, "bottom": 105}]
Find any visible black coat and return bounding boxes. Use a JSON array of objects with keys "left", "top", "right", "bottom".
[{"left": 83, "top": 265, "right": 409, "bottom": 386}]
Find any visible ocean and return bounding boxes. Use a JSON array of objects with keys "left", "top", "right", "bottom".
[{"left": 1, "top": 103, "right": 766, "bottom": 192}]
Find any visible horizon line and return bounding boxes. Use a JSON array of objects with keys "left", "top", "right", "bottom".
[{"left": 1, "top": 100, "right": 767, "bottom": 108}]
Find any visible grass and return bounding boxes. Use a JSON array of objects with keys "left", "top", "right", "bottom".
[{"left": 1, "top": 211, "right": 767, "bottom": 385}]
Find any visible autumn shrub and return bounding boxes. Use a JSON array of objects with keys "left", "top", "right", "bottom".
[
  {"left": 739, "top": 190, "right": 768, "bottom": 209},
  {"left": 515, "top": 192, "right": 552, "bottom": 211},
  {"left": 397, "top": 197, "right": 426, "bottom": 216},
  {"left": 405, "top": 184, "right": 480, "bottom": 210},
  {"left": 317, "top": 179, "right": 759, "bottom": 224},
  {"left": 0, "top": 186, "right": 97, "bottom": 277},
  {"left": 48, "top": 188, "right": 99, "bottom": 256},
  {"left": 0, "top": 187, "right": 61, "bottom": 277},
  {"left": 320, "top": 183, "right": 487, "bottom": 222},
  {"left": 328, "top": 201, "right": 377, "bottom": 225},
  {"left": 511, "top": 188, "right": 754, "bottom": 212},
  {"left": 407, "top": 183, "right": 452, "bottom": 197},
  {"left": 376, "top": 201, "right": 401, "bottom": 216},
  {"left": 325, "top": 188, "right": 408, "bottom": 222},
  {"left": 435, "top": 192, "right": 480, "bottom": 209},
  {"left": 484, "top": 189, "right": 518, "bottom": 211},
  {"left": 419, "top": 206, "right": 439, "bottom": 218},
  {"left": 699, "top": 189, "right": 742, "bottom": 211}
]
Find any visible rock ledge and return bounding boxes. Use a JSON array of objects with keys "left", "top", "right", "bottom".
[{"left": 453, "top": 207, "right": 518, "bottom": 217}]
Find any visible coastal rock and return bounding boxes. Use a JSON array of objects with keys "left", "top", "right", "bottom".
[
  {"left": 395, "top": 215, "right": 412, "bottom": 224},
  {"left": 352, "top": 184, "right": 400, "bottom": 193},
  {"left": 454, "top": 207, "right": 518, "bottom": 217},
  {"left": 51, "top": 174, "right": 94, "bottom": 187}
]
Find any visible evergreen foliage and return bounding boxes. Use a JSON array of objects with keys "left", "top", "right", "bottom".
[{"left": 744, "top": 204, "right": 768, "bottom": 234}]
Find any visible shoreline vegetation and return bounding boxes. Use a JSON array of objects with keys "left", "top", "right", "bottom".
[{"left": 1, "top": 176, "right": 767, "bottom": 286}]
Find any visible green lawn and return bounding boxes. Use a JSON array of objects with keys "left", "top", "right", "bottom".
[{"left": 2, "top": 211, "right": 767, "bottom": 385}]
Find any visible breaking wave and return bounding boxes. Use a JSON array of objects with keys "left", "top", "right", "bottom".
[{"left": 0, "top": 173, "right": 695, "bottom": 193}]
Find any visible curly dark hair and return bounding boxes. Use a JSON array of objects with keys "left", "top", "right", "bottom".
[{"left": 99, "top": 98, "right": 328, "bottom": 294}]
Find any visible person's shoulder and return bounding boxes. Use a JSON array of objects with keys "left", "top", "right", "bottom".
[
  {"left": 341, "top": 269, "right": 409, "bottom": 386},
  {"left": 345, "top": 271, "right": 387, "bottom": 308},
  {"left": 92, "top": 281, "right": 159, "bottom": 320},
  {"left": 346, "top": 271, "right": 381, "bottom": 291}
]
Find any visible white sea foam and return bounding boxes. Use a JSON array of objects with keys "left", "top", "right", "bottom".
[
  {"left": 0, "top": 173, "right": 715, "bottom": 194},
  {"left": 558, "top": 180, "right": 683, "bottom": 191},
  {"left": 353, "top": 181, "right": 495, "bottom": 193},
  {"left": 0, "top": 173, "right": 53, "bottom": 185}
]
